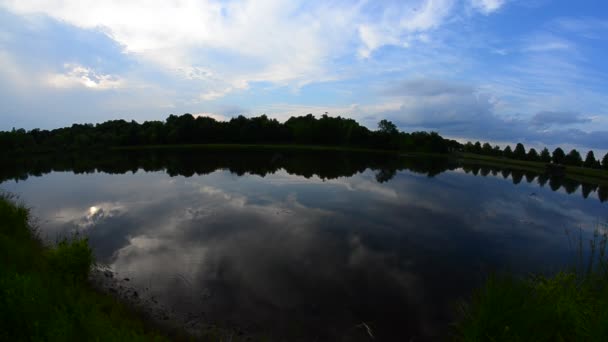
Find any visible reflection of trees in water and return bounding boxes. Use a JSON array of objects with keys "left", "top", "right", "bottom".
[
  {"left": 537, "top": 174, "right": 549, "bottom": 187},
  {"left": 524, "top": 171, "right": 536, "bottom": 184},
  {"left": 375, "top": 169, "right": 396, "bottom": 183},
  {"left": 460, "top": 163, "right": 607, "bottom": 203},
  {"left": 511, "top": 170, "right": 524, "bottom": 185},
  {"left": 599, "top": 186, "right": 608, "bottom": 203},
  {"left": 581, "top": 183, "right": 598, "bottom": 199},
  {"left": 0, "top": 150, "right": 457, "bottom": 184},
  {"left": 2, "top": 150, "right": 606, "bottom": 203}
]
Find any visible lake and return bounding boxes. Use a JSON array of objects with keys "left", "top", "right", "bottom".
[{"left": 1, "top": 149, "right": 606, "bottom": 341}]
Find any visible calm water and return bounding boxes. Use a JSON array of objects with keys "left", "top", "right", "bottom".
[{"left": 2, "top": 150, "right": 607, "bottom": 340}]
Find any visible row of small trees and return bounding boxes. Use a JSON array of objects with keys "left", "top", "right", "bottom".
[{"left": 463, "top": 141, "right": 608, "bottom": 169}]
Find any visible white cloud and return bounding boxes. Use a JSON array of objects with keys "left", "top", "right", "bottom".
[
  {"left": 0, "top": 0, "right": 351, "bottom": 95},
  {"left": 357, "top": 0, "right": 455, "bottom": 58},
  {"left": 523, "top": 39, "right": 571, "bottom": 52},
  {"left": 0, "top": 0, "right": 468, "bottom": 98},
  {"left": 46, "top": 64, "right": 124, "bottom": 90},
  {"left": 470, "top": 0, "right": 506, "bottom": 14}
]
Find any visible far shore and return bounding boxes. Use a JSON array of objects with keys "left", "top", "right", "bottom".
[{"left": 112, "top": 143, "right": 608, "bottom": 185}]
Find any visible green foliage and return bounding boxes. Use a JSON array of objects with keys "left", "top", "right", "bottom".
[
  {"left": 377, "top": 119, "right": 398, "bottom": 135},
  {"left": 0, "top": 195, "right": 168, "bottom": 341},
  {"left": 46, "top": 236, "right": 93, "bottom": 281},
  {"left": 584, "top": 151, "right": 599, "bottom": 169},
  {"left": 527, "top": 148, "right": 539, "bottom": 162},
  {"left": 481, "top": 143, "right": 493, "bottom": 155},
  {"left": 492, "top": 145, "right": 501, "bottom": 157},
  {"left": 513, "top": 143, "right": 526, "bottom": 160},
  {"left": 540, "top": 147, "right": 551, "bottom": 163},
  {"left": 455, "top": 226, "right": 608, "bottom": 342},
  {"left": 0, "top": 114, "right": 456, "bottom": 156},
  {"left": 564, "top": 149, "right": 583, "bottom": 166},
  {"left": 552, "top": 147, "right": 566, "bottom": 164},
  {"left": 503, "top": 145, "right": 513, "bottom": 158},
  {"left": 473, "top": 142, "right": 482, "bottom": 154}
]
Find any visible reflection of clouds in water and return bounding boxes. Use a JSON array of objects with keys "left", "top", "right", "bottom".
[
  {"left": 236, "top": 169, "right": 401, "bottom": 200},
  {"left": 53, "top": 202, "right": 126, "bottom": 229},
  {"left": 4, "top": 167, "right": 606, "bottom": 340},
  {"left": 479, "top": 184, "right": 595, "bottom": 235},
  {"left": 107, "top": 184, "right": 444, "bottom": 339}
]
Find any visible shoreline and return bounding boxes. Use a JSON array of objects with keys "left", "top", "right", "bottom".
[{"left": 115, "top": 143, "right": 608, "bottom": 185}]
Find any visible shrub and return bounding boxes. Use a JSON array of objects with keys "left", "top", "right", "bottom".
[{"left": 47, "top": 236, "right": 94, "bottom": 281}]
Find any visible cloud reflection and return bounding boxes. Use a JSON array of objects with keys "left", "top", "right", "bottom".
[{"left": 1, "top": 161, "right": 606, "bottom": 340}]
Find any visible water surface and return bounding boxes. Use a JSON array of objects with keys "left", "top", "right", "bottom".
[{"left": 2, "top": 150, "right": 606, "bottom": 340}]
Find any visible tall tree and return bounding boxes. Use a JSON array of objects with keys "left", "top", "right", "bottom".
[
  {"left": 583, "top": 151, "right": 597, "bottom": 168},
  {"left": 513, "top": 143, "right": 526, "bottom": 160},
  {"left": 552, "top": 147, "right": 566, "bottom": 164},
  {"left": 473, "top": 141, "right": 482, "bottom": 154},
  {"left": 377, "top": 119, "right": 398, "bottom": 135},
  {"left": 503, "top": 145, "right": 513, "bottom": 158},
  {"left": 539, "top": 147, "right": 551, "bottom": 163},
  {"left": 493, "top": 145, "right": 501, "bottom": 157},
  {"left": 527, "top": 148, "right": 540, "bottom": 162},
  {"left": 482, "top": 142, "right": 493, "bottom": 155},
  {"left": 602, "top": 152, "right": 608, "bottom": 170},
  {"left": 564, "top": 149, "right": 583, "bottom": 166}
]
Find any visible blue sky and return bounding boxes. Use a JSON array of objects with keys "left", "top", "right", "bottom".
[{"left": 1, "top": 0, "right": 607, "bottom": 152}]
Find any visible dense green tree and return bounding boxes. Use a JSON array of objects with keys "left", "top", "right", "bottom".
[
  {"left": 482, "top": 142, "right": 493, "bottom": 155},
  {"left": 602, "top": 153, "right": 608, "bottom": 170},
  {"left": 539, "top": 147, "right": 551, "bottom": 163},
  {"left": 513, "top": 143, "right": 526, "bottom": 160},
  {"left": 377, "top": 119, "right": 398, "bottom": 135},
  {"left": 493, "top": 145, "right": 501, "bottom": 157},
  {"left": 583, "top": 151, "right": 598, "bottom": 169},
  {"left": 564, "top": 149, "right": 583, "bottom": 166},
  {"left": 473, "top": 141, "right": 482, "bottom": 154},
  {"left": 527, "top": 148, "right": 540, "bottom": 162},
  {"left": 503, "top": 145, "right": 513, "bottom": 158},
  {"left": 552, "top": 147, "right": 566, "bottom": 164}
]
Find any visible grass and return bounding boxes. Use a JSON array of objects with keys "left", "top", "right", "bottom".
[
  {"left": 0, "top": 193, "right": 170, "bottom": 341},
  {"left": 457, "top": 152, "right": 608, "bottom": 186},
  {"left": 454, "top": 225, "right": 608, "bottom": 341}
]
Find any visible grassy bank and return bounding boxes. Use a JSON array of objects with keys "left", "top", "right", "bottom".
[
  {"left": 0, "top": 194, "right": 169, "bottom": 341},
  {"left": 454, "top": 226, "right": 608, "bottom": 341},
  {"left": 458, "top": 152, "right": 608, "bottom": 185}
]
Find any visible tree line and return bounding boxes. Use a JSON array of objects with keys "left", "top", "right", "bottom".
[
  {"left": 463, "top": 141, "right": 608, "bottom": 170},
  {"left": 0, "top": 114, "right": 460, "bottom": 155}
]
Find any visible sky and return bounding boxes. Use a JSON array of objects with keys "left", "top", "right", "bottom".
[{"left": 1, "top": 0, "right": 607, "bottom": 152}]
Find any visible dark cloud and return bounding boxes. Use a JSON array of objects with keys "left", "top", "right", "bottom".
[
  {"left": 376, "top": 78, "right": 607, "bottom": 151},
  {"left": 530, "top": 111, "right": 591, "bottom": 127}
]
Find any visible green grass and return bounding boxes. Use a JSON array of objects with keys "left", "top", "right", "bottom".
[
  {"left": 0, "top": 194, "right": 170, "bottom": 341},
  {"left": 454, "top": 226, "right": 608, "bottom": 341}
]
